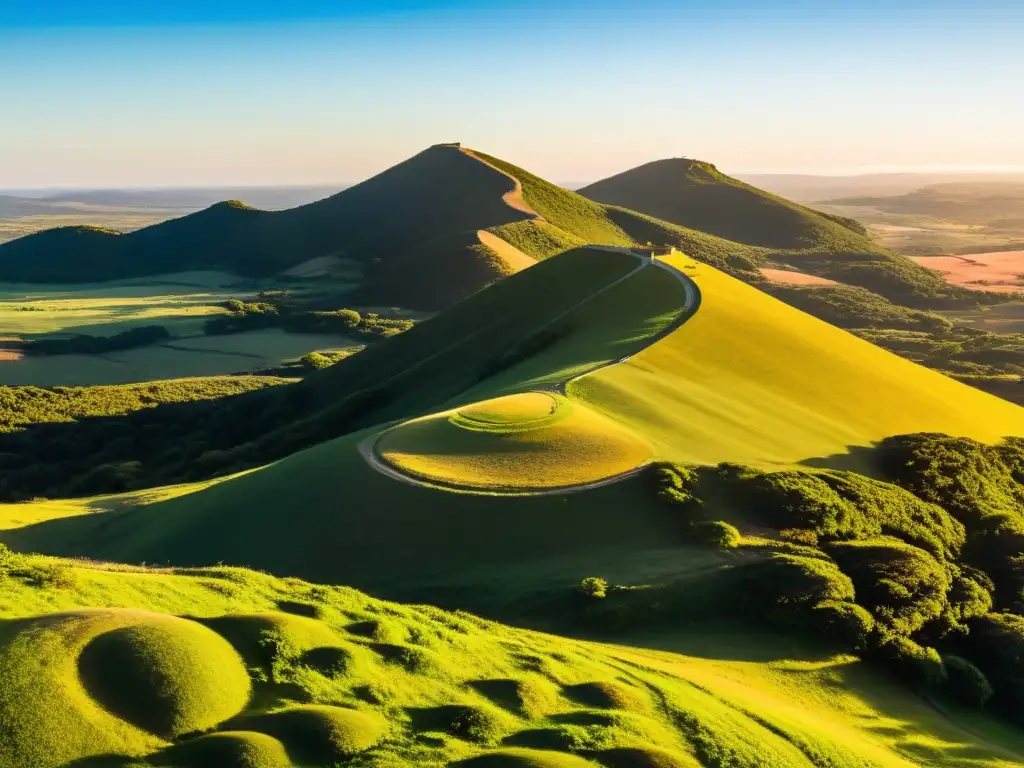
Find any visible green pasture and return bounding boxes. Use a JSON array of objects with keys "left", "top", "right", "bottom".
[
  {"left": 0, "top": 551, "right": 1019, "bottom": 767},
  {"left": 0, "top": 329, "right": 361, "bottom": 385}
]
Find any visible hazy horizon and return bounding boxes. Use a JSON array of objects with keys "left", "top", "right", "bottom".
[{"left": 3, "top": 1, "right": 1023, "bottom": 188}]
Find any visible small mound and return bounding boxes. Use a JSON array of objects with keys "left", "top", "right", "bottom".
[
  {"left": 594, "top": 747, "right": 701, "bottom": 768},
  {"left": 78, "top": 616, "right": 250, "bottom": 738},
  {"left": 153, "top": 731, "right": 290, "bottom": 768},
  {"left": 408, "top": 704, "right": 509, "bottom": 743},
  {"left": 346, "top": 617, "right": 406, "bottom": 644},
  {"left": 242, "top": 705, "right": 386, "bottom": 763},
  {"left": 299, "top": 646, "right": 354, "bottom": 678},
  {"left": 370, "top": 642, "right": 445, "bottom": 674},
  {"left": 454, "top": 748, "right": 601, "bottom": 767},
  {"left": 202, "top": 612, "right": 339, "bottom": 668},
  {"left": 377, "top": 394, "right": 651, "bottom": 490},
  {"left": 470, "top": 678, "right": 561, "bottom": 718},
  {"left": 561, "top": 682, "right": 646, "bottom": 712},
  {"left": 503, "top": 727, "right": 578, "bottom": 751}
]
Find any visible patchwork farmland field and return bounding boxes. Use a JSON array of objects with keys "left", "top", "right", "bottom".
[{"left": 0, "top": 271, "right": 362, "bottom": 384}]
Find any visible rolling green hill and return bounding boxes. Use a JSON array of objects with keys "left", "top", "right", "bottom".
[
  {"left": 0, "top": 146, "right": 537, "bottom": 310},
  {"left": 576, "top": 158, "right": 976, "bottom": 306},
  {"left": 578, "top": 158, "right": 871, "bottom": 251},
  {"left": 10, "top": 249, "right": 1024, "bottom": 588},
  {"left": 5, "top": 248, "right": 1024, "bottom": 763},
  {"left": 1, "top": 146, "right": 964, "bottom": 314}
]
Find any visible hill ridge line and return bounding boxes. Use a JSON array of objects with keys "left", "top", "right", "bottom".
[
  {"left": 358, "top": 246, "right": 699, "bottom": 495},
  {"left": 459, "top": 147, "right": 541, "bottom": 219}
]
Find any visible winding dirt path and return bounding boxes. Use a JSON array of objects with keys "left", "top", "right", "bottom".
[
  {"left": 459, "top": 147, "right": 541, "bottom": 219},
  {"left": 357, "top": 247, "right": 700, "bottom": 496}
]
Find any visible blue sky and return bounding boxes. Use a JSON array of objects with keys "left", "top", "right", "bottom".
[{"left": 1, "top": 0, "right": 1022, "bottom": 187}]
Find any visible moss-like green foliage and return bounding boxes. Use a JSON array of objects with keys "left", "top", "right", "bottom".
[
  {"left": 596, "top": 746, "right": 702, "bottom": 768},
  {"left": 78, "top": 619, "right": 251, "bottom": 738},
  {"left": 871, "top": 634, "right": 947, "bottom": 690},
  {"left": 960, "top": 613, "right": 1024, "bottom": 720},
  {"left": 689, "top": 520, "right": 740, "bottom": 549},
  {"left": 809, "top": 600, "right": 875, "bottom": 651},
  {"left": 240, "top": 705, "right": 386, "bottom": 762},
  {"left": 408, "top": 703, "right": 510, "bottom": 743},
  {"left": 713, "top": 467, "right": 964, "bottom": 563},
  {"left": 942, "top": 654, "right": 994, "bottom": 707},
  {"left": 0, "top": 377, "right": 282, "bottom": 434},
  {"left": 488, "top": 221, "right": 586, "bottom": 260},
  {"left": 561, "top": 682, "right": 648, "bottom": 713},
  {"left": 455, "top": 748, "right": 602, "bottom": 767},
  {"left": 154, "top": 731, "right": 290, "bottom": 768},
  {"left": 469, "top": 677, "right": 562, "bottom": 719},
  {"left": 580, "top": 577, "right": 609, "bottom": 599},
  {"left": 201, "top": 612, "right": 341, "bottom": 672},
  {"left": 827, "top": 539, "right": 949, "bottom": 636}
]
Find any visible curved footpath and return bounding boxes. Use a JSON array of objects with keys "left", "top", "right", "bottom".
[{"left": 358, "top": 247, "right": 701, "bottom": 495}]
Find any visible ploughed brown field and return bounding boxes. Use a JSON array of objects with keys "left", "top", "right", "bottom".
[
  {"left": 911, "top": 250, "right": 1024, "bottom": 293},
  {"left": 759, "top": 267, "right": 838, "bottom": 286}
]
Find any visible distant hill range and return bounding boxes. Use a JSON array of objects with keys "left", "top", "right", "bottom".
[{"left": 0, "top": 146, "right": 976, "bottom": 309}]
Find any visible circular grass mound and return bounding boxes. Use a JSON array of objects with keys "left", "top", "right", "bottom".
[
  {"left": 242, "top": 705, "right": 386, "bottom": 762},
  {"left": 408, "top": 703, "right": 510, "bottom": 743},
  {"left": 377, "top": 393, "right": 651, "bottom": 491},
  {"left": 454, "top": 748, "right": 601, "bottom": 767},
  {"left": 79, "top": 616, "right": 251, "bottom": 738},
  {"left": 201, "top": 612, "right": 340, "bottom": 669},
  {"left": 154, "top": 731, "right": 290, "bottom": 768},
  {"left": 594, "top": 747, "right": 702, "bottom": 768},
  {"left": 561, "top": 682, "right": 647, "bottom": 712},
  {"left": 452, "top": 393, "right": 565, "bottom": 432}
]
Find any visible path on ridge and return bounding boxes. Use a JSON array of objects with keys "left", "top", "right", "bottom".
[{"left": 357, "top": 247, "right": 700, "bottom": 495}]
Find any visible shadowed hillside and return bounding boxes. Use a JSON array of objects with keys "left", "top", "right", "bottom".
[
  {"left": 577, "top": 158, "right": 975, "bottom": 306},
  {"left": 0, "top": 146, "right": 534, "bottom": 309}
]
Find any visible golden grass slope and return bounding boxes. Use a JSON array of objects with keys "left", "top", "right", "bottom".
[
  {"left": 377, "top": 393, "right": 652, "bottom": 490},
  {"left": 570, "top": 252, "right": 1024, "bottom": 468}
]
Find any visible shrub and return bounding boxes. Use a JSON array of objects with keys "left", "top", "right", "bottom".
[
  {"left": 810, "top": 600, "right": 874, "bottom": 651},
  {"left": 873, "top": 634, "right": 947, "bottom": 690},
  {"left": 690, "top": 520, "right": 740, "bottom": 549},
  {"left": 580, "top": 577, "right": 608, "bottom": 599},
  {"left": 780, "top": 528, "right": 819, "bottom": 547},
  {"left": 656, "top": 463, "right": 700, "bottom": 506},
  {"left": 301, "top": 352, "right": 333, "bottom": 370},
  {"left": 943, "top": 655, "right": 993, "bottom": 707},
  {"left": 827, "top": 539, "right": 949, "bottom": 636}
]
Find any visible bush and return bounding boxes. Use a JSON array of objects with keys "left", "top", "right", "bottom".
[
  {"left": 942, "top": 655, "right": 993, "bottom": 707},
  {"left": 656, "top": 463, "right": 700, "bottom": 506},
  {"left": 827, "top": 539, "right": 949, "bottom": 636},
  {"left": 810, "top": 600, "right": 874, "bottom": 651},
  {"left": 734, "top": 554, "right": 855, "bottom": 620},
  {"left": 873, "top": 634, "right": 947, "bottom": 690},
  {"left": 690, "top": 520, "right": 740, "bottom": 549},
  {"left": 580, "top": 577, "right": 608, "bottom": 599},
  {"left": 301, "top": 352, "right": 333, "bottom": 370}
]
